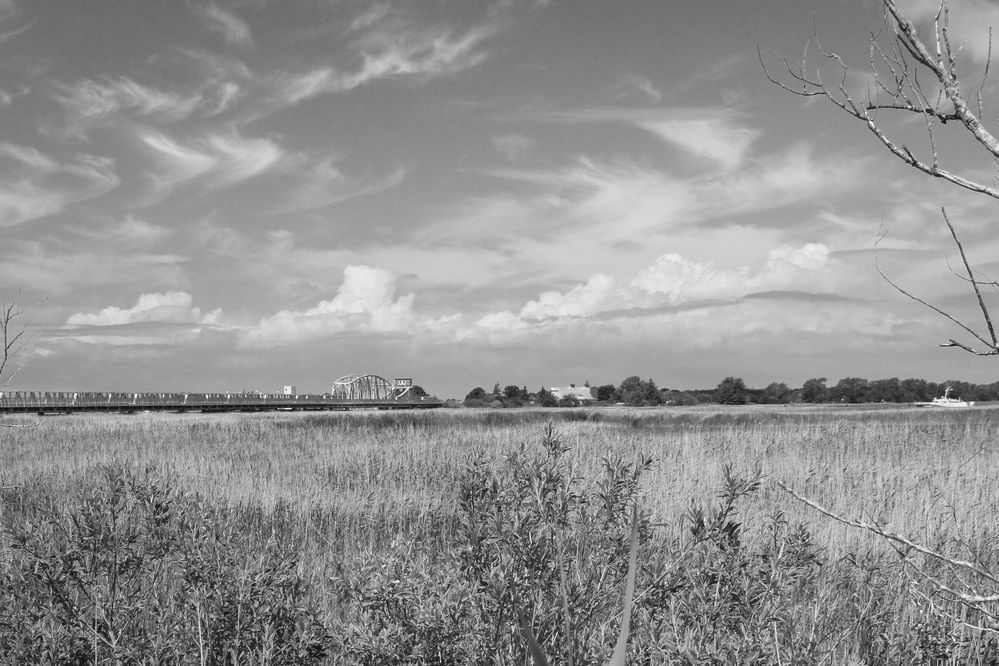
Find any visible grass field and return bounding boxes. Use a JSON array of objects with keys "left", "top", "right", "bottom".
[{"left": 2, "top": 405, "right": 998, "bottom": 663}]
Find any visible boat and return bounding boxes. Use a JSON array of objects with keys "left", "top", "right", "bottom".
[{"left": 915, "top": 386, "right": 974, "bottom": 408}]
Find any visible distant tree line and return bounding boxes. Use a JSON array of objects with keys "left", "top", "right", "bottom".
[{"left": 460, "top": 376, "right": 997, "bottom": 407}]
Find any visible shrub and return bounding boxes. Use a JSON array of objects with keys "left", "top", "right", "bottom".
[{"left": 0, "top": 466, "right": 328, "bottom": 664}]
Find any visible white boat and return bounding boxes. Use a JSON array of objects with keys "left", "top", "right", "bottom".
[{"left": 915, "top": 387, "right": 974, "bottom": 408}]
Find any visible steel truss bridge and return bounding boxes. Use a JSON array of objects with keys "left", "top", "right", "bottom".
[{"left": 0, "top": 374, "right": 441, "bottom": 414}]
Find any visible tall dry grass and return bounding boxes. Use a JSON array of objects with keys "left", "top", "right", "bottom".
[
  {"left": 1, "top": 405, "right": 997, "bottom": 662},
  {"left": 2, "top": 406, "right": 997, "bottom": 562}
]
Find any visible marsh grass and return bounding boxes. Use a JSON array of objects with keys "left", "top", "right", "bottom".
[{"left": 1, "top": 405, "right": 998, "bottom": 662}]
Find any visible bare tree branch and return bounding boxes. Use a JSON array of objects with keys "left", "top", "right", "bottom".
[
  {"left": 760, "top": 1, "right": 999, "bottom": 201},
  {"left": 874, "top": 219, "right": 999, "bottom": 355},
  {"left": 0, "top": 291, "right": 27, "bottom": 385},
  {"left": 942, "top": 207, "right": 998, "bottom": 348},
  {"left": 778, "top": 481, "right": 999, "bottom": 606}
]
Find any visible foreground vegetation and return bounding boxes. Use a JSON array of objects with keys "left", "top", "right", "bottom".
[{"left": 1, "top": 406, "right": 997, "bottom": 663}]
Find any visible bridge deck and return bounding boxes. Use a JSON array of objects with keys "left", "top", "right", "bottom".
[{"left": 0, "top": 391, "right": 442, "bottom": 414}]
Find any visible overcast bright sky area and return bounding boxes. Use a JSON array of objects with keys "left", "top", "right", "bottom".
[{"left": 4, "top": 0, "right": 999, "bottom": 398}]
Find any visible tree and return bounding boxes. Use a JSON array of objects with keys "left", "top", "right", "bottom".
[
  {"left": 761, "top": 382, "right": 792, "bottom": 404},
  {"left": 829, "top": 377, "right": 869, "bottom": 404},
  {"left": 593, "top": 384, "right": 619, "bottom": 402},
  {"left": 714, "top": 377, "right": 748, "bottom": 405},
  {"left": 0, "top": 293, "right": 25, "bottom": 387},
  {"left": 867, "top": 377, "right": 901, "bottom": 403},
  {"left": 800, "top": 377, "right": 828, "bottom": 404},
  {"left": 536, "top": 387, "right": 557, "bottom": 407},
  {"left": 557, "top": 394, "right": 580, "bottom": 408},
  {"left": 762, "top": 0, "right": 999, "bottom": 356},
  {"left": 618, "top": 376, "right": 644, "bottom": 405},
  {"left": 503, "top": 385, "right": 521, "bottom": 399},
  {"left": 464, "top": 387, "right": 487, "bottom": 407}
]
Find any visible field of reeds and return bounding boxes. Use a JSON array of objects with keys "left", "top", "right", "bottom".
[{"left": 2, "top": 405, "right": 998, "bottom": 664}]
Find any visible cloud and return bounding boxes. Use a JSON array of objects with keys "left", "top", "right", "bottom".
[
  {"left": 622, "top": 74, "right": 662, "bottom": 102},
  {"left": 352, "top": 23, "right": 496, "bottom": 82},
  {"left": 66, "top": 291, "right": 221, "bottom": 327},
  {"left": 271, "top": 161, "right": 407, "bottom": 214},
  {"left": 349, "top": 3, "right": 392, "bottom": 31},
  {"left": 511, "top": 107, "right": 760, "bottom": 170},
  {"left": 240, "top": 265, "right": 454, "bottom": 346},
  {"left": 904, "top": 0, "right": 999, "bottom": 62},
  {"left": 491, "top": 133, "right": 536, "bottom": 162},
  {"left": 49, "top": 51, "right": 251, "bottom": 138},
  {"left": 463, "top": 243, "right": 838, "bottom": 338},
  {"left": 265, "top": 21, "right": 497, "bottom": 109},
  {"left": 0, "top": 237, "right": 187, "bottom": 293},
  {"left": 51, "top": 77, "right": 202, "bottom": 135},
  {"left": 0, "top": 0, "right": 34, "bottom": 44},
  {"left": 194, "top": 2, "right": 252, "bottom": 45},
  {"left": 0, "top": 0, "right": 15, "bottom": 22},
  {"left": 0, "top": 143, "right": 119, "bottom": 227},
  {"left": 138, "top": 126, "right": 285, "bottom": 200},
  {"left": 59, "top": 291, "right": 224, "bottom": 347},
  {"left": 475, "top": 141, "right": 856, "bottom": 246},
  {"left": 639, "top": 117, "right": 759, "bottom": 170}
]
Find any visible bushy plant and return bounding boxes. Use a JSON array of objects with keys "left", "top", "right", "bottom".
[{"left": 0, "top": 466, "right": 328, "bottom": 665}]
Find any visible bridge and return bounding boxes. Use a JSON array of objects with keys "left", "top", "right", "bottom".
[{"left": 0, "top": 374, "right": 442, "bottom": 414}]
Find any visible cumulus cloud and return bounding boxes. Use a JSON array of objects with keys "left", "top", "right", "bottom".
[
  {"left": 59, "top": 291, "right": 224, "bottom": 347},
  {"left": 66, "top": 291, "right": 221, "bottom": 327},
  {"left": 464, "top": 243, "right": 837, "bottom": 338},
  {"left": 241, "top": 265, "right": 454, "bottom": 346},
  {"left": 0, "top": 143, "right": 119, "bottom": 227}
]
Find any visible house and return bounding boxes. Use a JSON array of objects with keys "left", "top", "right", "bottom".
[{"left": 549, "top": 384, "right": 595, "bottom": 402}]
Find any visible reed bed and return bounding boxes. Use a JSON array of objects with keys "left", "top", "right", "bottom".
[{"left": 1, "top": 405, "right": 997, "bottom": 663}]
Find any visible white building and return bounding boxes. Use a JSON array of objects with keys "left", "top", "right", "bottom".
[{"left": 549, "top": 384, "right": 595, "bottom": 402}]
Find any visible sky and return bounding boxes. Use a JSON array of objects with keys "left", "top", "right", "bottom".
[{"left": 4, "top": 0, "right": 999, "bottom": 398}]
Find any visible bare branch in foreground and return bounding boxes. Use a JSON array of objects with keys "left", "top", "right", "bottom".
[
  {"left": 778, "top": 481, "right": 999, "bottom": 606},
  {"left": 875, "top": 214, "right": 999, "bottom": 355}
]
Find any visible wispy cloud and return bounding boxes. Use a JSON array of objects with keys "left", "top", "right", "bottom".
[
  {"left": 905, "top": 0, "right": 999, "bottom": 62},
  {"left": 137, "top": 126, "right": 285, "bottom": 201},
  {"left": 0, "top": 143, "right": 119, "bottom": 227},
  {"left": 264, "top": 20, "right": 498, "bottom": 110},
  {"left": 474, "top": 142, "right": 854, "bottom": 245},
  {"left": 511, "top": 106, "right": 760, "bottom": 170},
  {"left": 491, "top": 133, "right": 536, "bottom": 162},
  {"left": 0, "top": 0, "right": 35, "bottom": 44},
  {"left": 639, "top": 117, "right": 759, "bottom": 170},
  {"left": 620, "top": 74, "right": 663, "bottom": 102},
  {"left": 271, "top": 161, "right": 406, "bottom": 214},
  {"left": 193, "top": 2, "right": 252, "bottom": 45},
  {"left": 51, "top": 76, "right": 202, "bottom": 137},
  {"left": 349, "top": 3, "right": 392, "bottom": 32},
  {"left": 0, "top": 239, "right": 187, "bottom": 293}
]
